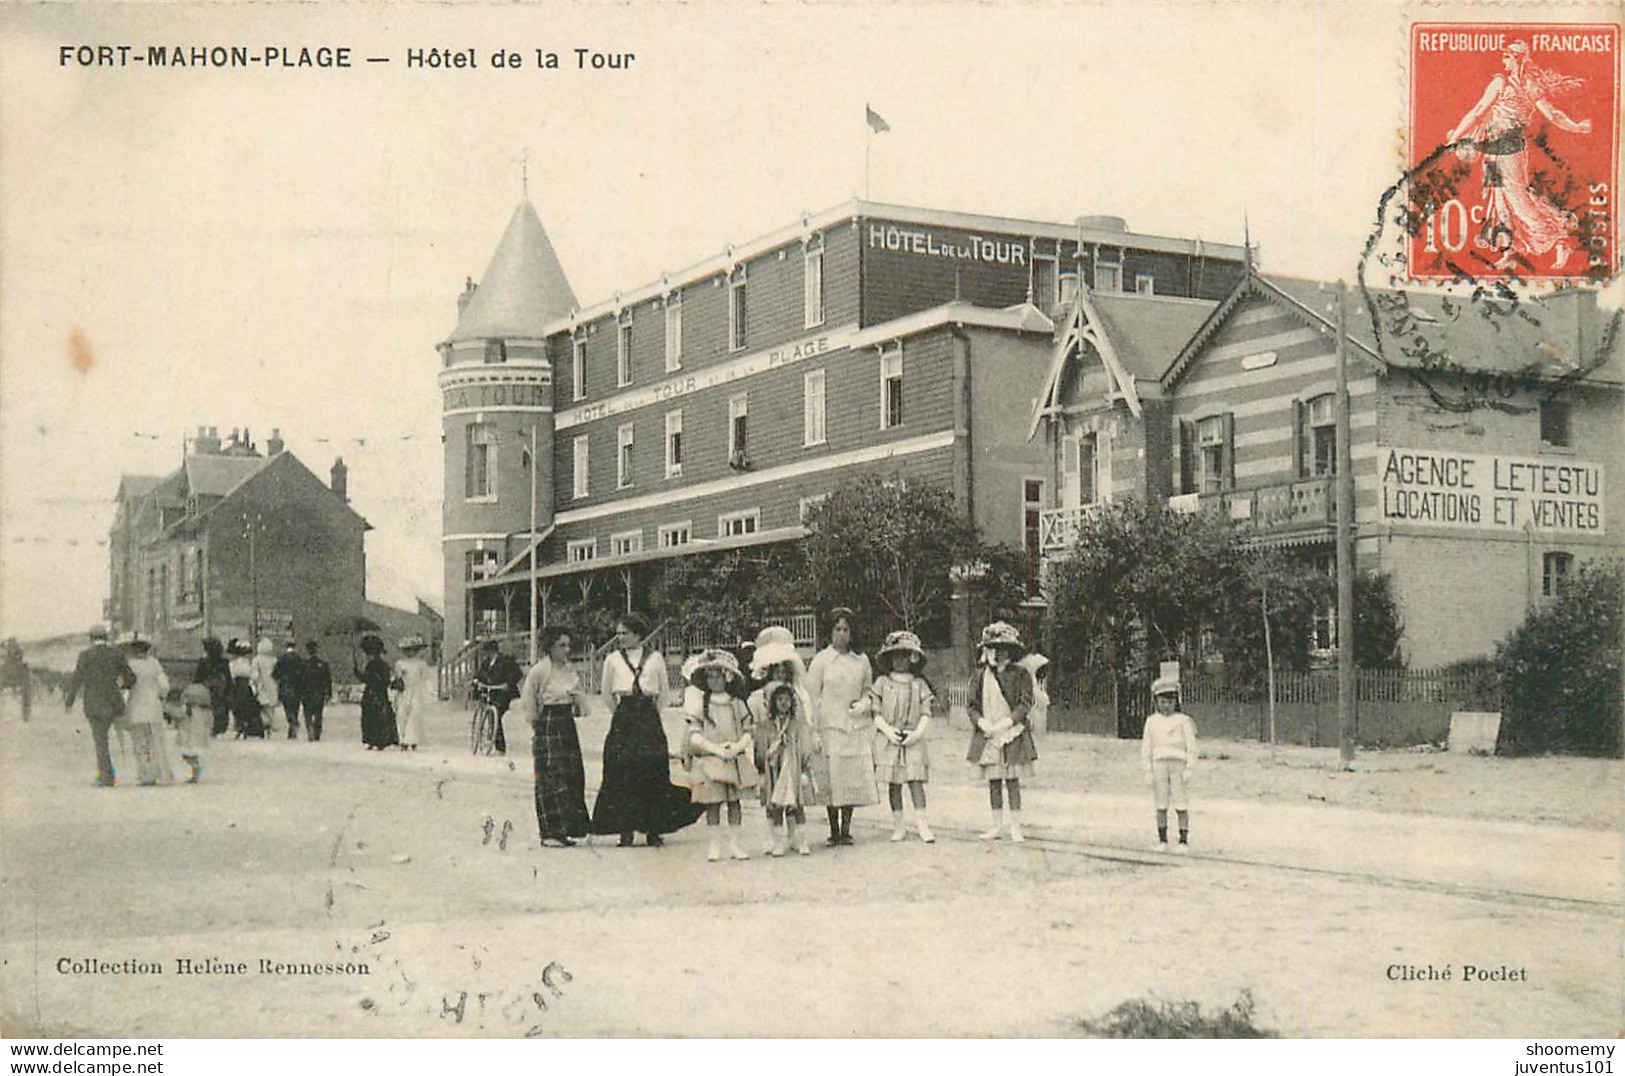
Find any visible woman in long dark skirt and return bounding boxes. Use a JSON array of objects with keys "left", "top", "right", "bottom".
[
  {"left": 517, "top": 626, "right": 590, "bottom": 847},
  {"left": 588, "top": 613, "right": 705, "bottom": 847},
  {"left": 357, "top": 634, "right": 399, "bottom": 750},
  {"left": 227, "top": 639, "right": 265, "bottom": 738}
]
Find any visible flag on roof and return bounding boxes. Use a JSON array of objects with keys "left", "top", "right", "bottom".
[{"left": 865, "top": 105, "right": 890, "bottom": 134}]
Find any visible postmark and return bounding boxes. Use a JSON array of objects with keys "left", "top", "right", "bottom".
[{"left": 1405, "top": 22, "right": 1619, "bottom": 283}]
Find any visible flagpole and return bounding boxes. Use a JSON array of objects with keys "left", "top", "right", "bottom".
[{"left": 864, "top": 133, "right": 871, "bottom": 200}]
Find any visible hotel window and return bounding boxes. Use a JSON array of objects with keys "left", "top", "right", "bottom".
[
  {"left": 804, "top": 369, "right": 827, "bottom": 446},
  {"left": 1032, "top": 252, "right": 1058, "bottom": 309},
  {"left": 880, "top": 345, "right": 904, "bottom": 430},
  {"left": 729, "top": 265, "right": 748, "bottom": 351},
  {"left": 658, "top": 522, "right": 692, "bottom": 549},
  {"left": 465, "top": 548, "right": 499, "bottom": 582},
  {"left": 1077, "top": 434, "right": 1098, "bottom": 505},
  {"left": 728, "top": 393, "right": 749, "bottom": 466},
  {"left": 664, "top": 292, "right": 683, "bottom": 372},
  {"left": 617, "top": 423, "right": 635, "bottom": 489},
  {"left": 572, "top": 336, "right": 587, "bottom": 401},
  {"left": 484, "top": 339, "right": 508, "bottom": 364},
  {"left": 1540, "top": 399, "right": 1571, "bottom": 449},
  {"left": 465, "top": 422, "right": 496, "bottom": 500},
  {"left": 572, "top": 435, "right": 590, "bottom": 499},
  {"left": 719, "top": 508, "right": 761, "bottom": 538},
  {"left": 1196, "top": 414, "right": 1231, "bottom": 494},
  {"left": 1542, "top": 551, "right": 1573, "bottom": 597},
  {"left": 610, "top": 530, "right": 643, "bottom": 557},
  {"left": 665, "top": 410, "right": 683, "bottom": 478},
  {"left": 1135, "top": 274, "right": 1155, "bottom": 296},
  {"left": 566, "top": 539, "right": 598, "bottom": 564},
  {"left": 804, "top": 235, "right": 825, "bottom": 328},
  {"left": 176, "top": 549, "right": 193, "bottom": 603},
  {"left": 616, "top": 311, "right": 633, "bottom": 387},
  {"left": 1095, "top": 260, "right": 1122, "bottom": 293},
  {"left": 1297, "top": 394, "right": 1338, "bottom": 477},
  {"left": 1022, "top": 479, "right": 1044, "bottom": 594}
]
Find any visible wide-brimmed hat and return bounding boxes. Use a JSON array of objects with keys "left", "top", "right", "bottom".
[
  {"left": 88, "top": 624, "right": 110, "bottom": 640},
  {"left": 397, "top": 634, "right": 426, "bottom": 652},
  {"left": 304, "top": 640, "right": 320, "bottom": 653},
  {"left": 683, "top": 648, "right": 742, "bottom": 689},
  {"left": 749, "top": 625, "right": 804, "bottom": 677},
  {"left": 876, "top": 630, "right": 926, "bottom": 667},
  {"left": 120, "top": 631, "right": 151, "bottom": 652},
  {"left": 227, "top": 638, "right": 252, "bottom": 656},
  {"left": 255, "top": 638, "right": 274, "bottom": 656},
  {"left": 358, "top": 633, "right": 385, "bottom": 655},
  {"left": 1151, "top": 676, "right": 1181, "bottom": 698},
  {"left": 978, "top": 621, "right": 1026, "bottom": 657}
]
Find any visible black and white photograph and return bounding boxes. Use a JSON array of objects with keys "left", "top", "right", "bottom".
[{"left": 0, "top": 0, "right": 1619, "bottom": 1055}]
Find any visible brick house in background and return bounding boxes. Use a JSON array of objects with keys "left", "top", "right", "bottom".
[
  {"left": 1031, "top": 266, "right": 1624, "bottom": 668},
  {"left": 111, "top": 428, "right": 439, "bottom": 672},
  {"left": 439, "top": 198, "right": 1248, "bottom": 672}
]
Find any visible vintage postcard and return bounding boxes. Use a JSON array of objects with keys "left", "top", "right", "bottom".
[{"left": 0, "top": 0, "right": 1619, "bottom": 1051}]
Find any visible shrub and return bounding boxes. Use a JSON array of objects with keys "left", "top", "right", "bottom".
[
  {"left": 1496, "top": 558, "right": 1623, "bottom": 757},
  {"left": 1073, "top": 990, "right": 1276, "bottom": 1038}
]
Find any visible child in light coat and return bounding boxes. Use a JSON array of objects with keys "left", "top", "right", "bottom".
[{"left": 1141, "top": 676, "right": 1198, "bottom": 852}]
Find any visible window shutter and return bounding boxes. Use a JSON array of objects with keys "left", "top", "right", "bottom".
[
  {"left": 1292, "top": 398, "right": 1307, "bottom": 479},
  {"left": 1097, "top": 429, "right": 1113, "bottom": 504},
  {"left": 1178, "top": 420, "right": 1196, "bottom": 495},
  {"left": 1221, "top": 412, "right": 1236, "bottom": 490},
  {"left": 1061, "top": 434, "right": 1081, "bottom": 507}
]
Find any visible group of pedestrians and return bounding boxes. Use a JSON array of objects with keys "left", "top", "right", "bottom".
[
  {"left": 504, "top": 608, "right": 1074, "bottom": 860},
  {"left": 356, "top": 633, "right": 434, "bottom": 751},
  {"left": 62, "top": 624, "right": 335, "bottom": 787}
]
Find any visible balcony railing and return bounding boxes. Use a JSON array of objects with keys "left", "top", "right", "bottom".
[
  {"left": 1038, "top": 503, "right": 1103, "bottom": 552},
  {"left": 1191, "top": 476, "right": 1334, "bottom": 535}
]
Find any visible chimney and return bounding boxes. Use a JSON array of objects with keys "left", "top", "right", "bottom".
[
  {"left": 331, "top": 457, "right": 348, "bottom": 502},
  {"left": 193, "top": 426, "right": 221, "bottom": 454},
  {"left": 267, "top": 428, "right": 285, "bottom": 456},
  {"left": 458, "top": 277, "right": 479, "bottom": 316}
]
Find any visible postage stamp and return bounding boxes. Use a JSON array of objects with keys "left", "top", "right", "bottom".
[{"left": 1405, "top": 22, "right": 1620, "bottom": 283}]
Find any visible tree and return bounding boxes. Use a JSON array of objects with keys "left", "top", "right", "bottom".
[
  {"left": 1497, "top": 558, "right": 1622, "bottom": 757},
  {"left": 643, "top": 546, "right": 803, "bottom": 647},
  {"left": 797, "top": 476, "right": 988, "bottom": 647},
  {"left": 1044, "top": 498, "right": 1251, "bottom": 687}
]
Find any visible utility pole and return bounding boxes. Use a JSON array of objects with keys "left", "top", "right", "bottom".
[
  {"left": 528, "top": 423, "right": 539, "bottom": 665},
  {"left": 243, "top": 512, "right": 260, "bottom": 641},
  {"left": 1334, "top": 282, "right": 1357, "bottom": 768}
]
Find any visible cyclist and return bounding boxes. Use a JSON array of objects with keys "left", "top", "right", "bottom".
[{"left": 471, "top": 638, "right": 523, "bottom": 756}]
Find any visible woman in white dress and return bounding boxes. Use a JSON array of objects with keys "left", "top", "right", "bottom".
[
  {"left": 806, "top": 607, "right": 876, "bottom": 846},
  {"left": 122, "top": 634, "right": 175, "bottom": 785},
  {"left": 391, "top": 635, "right": 432, "bottom": 750}
]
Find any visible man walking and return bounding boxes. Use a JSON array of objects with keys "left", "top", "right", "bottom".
[
  {"left": 299, "top": 640, "right": 332, "bottom": 742},
  {"left": 273, "top": 641, "right": 304, "bottom": 740},
  {"left": 63, "top": 624, "right": 134, "bottom": 787}
]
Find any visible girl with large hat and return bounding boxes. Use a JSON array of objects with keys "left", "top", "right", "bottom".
[
  {"left": 227, "top": 639, "right": 264, "bottom": 739},
  {"left": 745, "top": 625, "right": 817, "bottom": 855},
  {"left": 870, "top": 629, "right": 936, "bottom": 844},
  {"left": 966, "top": 621, "right": 1039, "bottom": 843},
  {"left": 805, "top": 607, "right": 876, "bottom": 846},
  {"left": 588, "top": 613, "right": 704, "bottom": 846},
  {"left": 681, "top": 648, "right": 758, "bottom": 861},
  {"left": 391, "top": 635, "right": 432, "bottom": 750}
]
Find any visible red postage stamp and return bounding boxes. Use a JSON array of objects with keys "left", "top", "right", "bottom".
[{"left": 1406, "top": 22, "right": 1620, "bottom": 283}]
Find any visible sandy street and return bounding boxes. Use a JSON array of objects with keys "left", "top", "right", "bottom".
[{"left": 1, "top": 693, "right": 1619, "bottom": 1038}]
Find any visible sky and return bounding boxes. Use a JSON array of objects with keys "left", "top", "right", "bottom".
[{"left": 1, "top": 0, "right": 1617, "bottom": 640}]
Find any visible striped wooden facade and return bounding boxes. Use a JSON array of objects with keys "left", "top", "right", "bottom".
[{"left": 1036, "top": 272, "right": 1625, "bottom": 668}]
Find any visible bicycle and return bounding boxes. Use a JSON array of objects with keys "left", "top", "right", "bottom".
[{"left": 469, "top": 683, "right": 501, "bottom": 756}]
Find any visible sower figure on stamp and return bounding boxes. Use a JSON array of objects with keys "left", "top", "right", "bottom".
[
  {"left": 1447, "top": 40, "right": 1594, "bottom": 271},
  {"left": 63, "top": 624, "right": 134, "bottom": 787}
]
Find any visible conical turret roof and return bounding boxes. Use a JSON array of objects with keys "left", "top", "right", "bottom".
[{"left": 446, "top": 200, "right": 578, "bottom": 344}]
